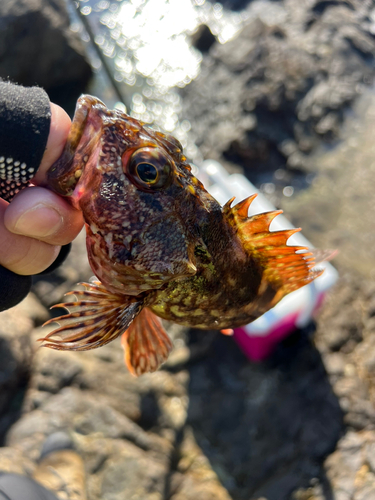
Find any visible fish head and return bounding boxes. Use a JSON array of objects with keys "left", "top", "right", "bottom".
[{"left": 47, "top": 95, "right": 217, "bottom": 295}]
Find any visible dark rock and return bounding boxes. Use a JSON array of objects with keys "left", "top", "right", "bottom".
[
  {"left": 0, "top": 0, "right": 92, "bottom": 108},
  {"left": 190, "top": 24, "right": 216, "bottom": 53},
  {"left": 0, "top": 307, "right": 33, "bottom": 443},
  {"left": 207, "top": 0, "right": 253, "bottom": 11},
  {"left": 181, "top": 1, "right": 375, "bottom": 189},
  {"left": 170, "top": 427, "right": 232, "bottom": 500},
  {"left": 186, "top": 332, "right": 343, "bottom": 499}
]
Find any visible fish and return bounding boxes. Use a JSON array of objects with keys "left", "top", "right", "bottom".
[{"left": 40, "top": 95, "right": 333, "bottom": 376}]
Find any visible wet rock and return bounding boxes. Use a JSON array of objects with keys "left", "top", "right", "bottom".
[
  {"left": 181, "top": 0, "right": 375, "bottom": 190},
  {"left": 281, "top": 89, "right": 375, "bottom": 278},
  {"left": 0, "top": 0, "right": 92, "bottom": 107}
]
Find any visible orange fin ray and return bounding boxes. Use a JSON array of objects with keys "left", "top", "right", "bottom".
[
  {"left": 243, "top": 210, "right": 283, "bottom": 233},
  {"left": 121, "top": 308, "right": 173, "bottom": 376},
  {"left": 223, "top": 195, "right": 334, "bottom": 296},
  {"left": 39, "top": 281, "right": 143, "bottom": 351},
  {"left": 233, "top": 194, "right": 258, "bottom": 217},
  {"left": 246, "top": 228, "right": 301, "bottom": 245}
]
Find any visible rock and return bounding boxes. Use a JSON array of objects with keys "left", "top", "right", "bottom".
[
  {"left": 190, "top": 24, "right": 216, "bottom": 53},
  {"left": 0, "top": 0, "right": 92, "bottom": 108},
  {"left": 33, "top": 449, "right": 87, "bottom": 500},
  {"left": 0, "top": 306, "right": 33, "bottom": 442},
  {"left": 99, "top": 443, "right": 167, "bottom": 500},
  {"left": 32, "top": 348, "right": 83, "bottom": 395},
  {"left": 181, "top": 0, "right": 375, "bottom": 192},
  {"left": 186, "top": 331, "right": 343, "bottom": 499},
  {"left": 324, "top": 432, "right": 375, "bottom": 500},
  {"left": 0, "top": 447, "right": 35, "bottom": 475},
  {"left": 170, "top": 427, "right": 232, "bottom": 500},
  {"left": 281, "top": 89, "right": 375, "bottom": 278},
  {"left": 13, "top": 292, "right": 49, "bottom": 326}
]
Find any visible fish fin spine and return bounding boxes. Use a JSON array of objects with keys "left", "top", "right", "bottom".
[
  {"left": 40, "top": 280, "right": 143, "bottom": 351},
  {"left": 223, "top": 195, "right": 328, "bottom": 296}
]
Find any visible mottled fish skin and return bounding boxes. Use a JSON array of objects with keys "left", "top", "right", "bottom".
[{"left": 40, "top": 95, "right": 330, "bottom": 375}]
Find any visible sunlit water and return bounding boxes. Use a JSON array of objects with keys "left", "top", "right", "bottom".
[
  {"left": 67, "top": 0, "right": 248, "bottom": 164},
  {"left": 66, "top": 0, "right": 361, "bottom": 201}
]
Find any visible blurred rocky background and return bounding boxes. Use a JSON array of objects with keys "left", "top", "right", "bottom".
[
  {"left": 2, "top": 0, "right": 375, "bottom": 499},
  {"left": 0, "top": 0, "right": 92, "bottom": 111},
  {"left": 182, "top": 0, "right": 375, "bottom": 196}
]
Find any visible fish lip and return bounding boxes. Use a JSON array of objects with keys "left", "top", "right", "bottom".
[{"left": 46, "top": 102, "right": 103, "bottom": 196}]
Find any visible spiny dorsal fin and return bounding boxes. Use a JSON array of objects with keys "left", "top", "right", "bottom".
[
  {"left": 223, "top": 195, "right": 326, "bottom": 297},
  {"left": 40, "top": 280, "right": 143, "bottom": 351},
  {"left": 121, "top": 308, "right": 173, "bottom": 376}
]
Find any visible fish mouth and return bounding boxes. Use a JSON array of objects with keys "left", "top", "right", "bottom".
[{"left": 46, "top": 96, "right": 103, "bottom": 197}]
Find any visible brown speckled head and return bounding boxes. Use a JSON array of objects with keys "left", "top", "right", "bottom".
[{"left": 46, "top": 95, "right": 217, "bottom": 296}]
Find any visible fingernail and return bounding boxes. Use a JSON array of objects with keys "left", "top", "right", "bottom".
[{"left": 14, "top": 205, "right": 63, "bottom": 238}]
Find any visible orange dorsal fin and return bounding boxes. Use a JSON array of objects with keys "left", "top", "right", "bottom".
[
  {"left": 121, "top": 308, "right": 173, "bottom": 376},
  {"left": 40, "top": 280, "right": 143, "bottom": 351},
  {"left": 223, "top": 195, "right": 333, "bottom": 298}
]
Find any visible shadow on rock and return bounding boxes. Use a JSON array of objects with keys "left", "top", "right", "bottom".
[
  {"left": 186, "top": 328, "right": 343, "bottom": 500},
  {"left": 0, "top": 309, "right": 33, "bottom": 446},
  {"left": 0, "top": 339, "right": 29, "bottom": 446}
]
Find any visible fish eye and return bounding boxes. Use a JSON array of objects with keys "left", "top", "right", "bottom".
[
  {"left": 125, "top": 147, "right": 173, "bottom": 191},
  {"left": 136, "top": 163, "right": 158, "bottom": 184}
]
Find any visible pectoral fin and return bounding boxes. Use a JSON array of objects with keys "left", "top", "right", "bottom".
[{"left": 40, "top": 280, "right": 143, "bottom": 351}]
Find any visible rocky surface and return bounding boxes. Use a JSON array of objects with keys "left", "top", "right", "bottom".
[
  {"left": 183, "top": 0, "right": 375, "bottom": 196},
  {"left": 0, "top": 0, "right": 92, "bottom": 109},
  {"left": 1, "top": 1, "right": 375, "bottom": 499}
]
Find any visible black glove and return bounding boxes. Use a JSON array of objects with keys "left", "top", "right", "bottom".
[
  {"left": 0, "top": 81, "right": 71, "bottom": 311},
  {"left": 0, "top": 244, "right": 72, "bottom": 312}
]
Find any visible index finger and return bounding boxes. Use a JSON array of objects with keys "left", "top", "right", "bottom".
[{"left": 32, "top": 102, "right": 72, "bottom": 185}]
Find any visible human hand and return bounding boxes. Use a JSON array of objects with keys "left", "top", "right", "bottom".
[
  {"left": 0, "top": 101, "right": 85, "bottom": 311},
  {"left": 0, "top": 103, "right": 84, "bottom": 276}
]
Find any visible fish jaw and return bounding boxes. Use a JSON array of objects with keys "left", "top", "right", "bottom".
[{"left": 46, "top": 95, "right": 105, "bottom": 197}]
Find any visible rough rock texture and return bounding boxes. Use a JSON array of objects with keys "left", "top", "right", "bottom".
[
  {"left": 0, "top": 0, "right": 92, "bottom": 107},
  {"left": 182, "top": 0, "right": 375, "bottom": 190}
]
